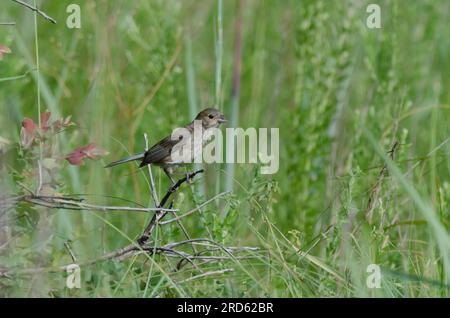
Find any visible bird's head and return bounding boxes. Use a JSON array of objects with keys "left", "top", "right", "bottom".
[{"left": 195, "top": 108, "right": 227, "bottom": 129}]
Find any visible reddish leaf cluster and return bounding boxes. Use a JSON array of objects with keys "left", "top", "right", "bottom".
[
  {"left": 65, "top": 143, "right": 108, "bottom": 166},
  {"left": 20, "top": 112, "right": 51, "bottom": 148},
  {"left": 20, "top": 112, "right": 73, "bottom": 148},
  {"left": 20, "top": 112, "right": 107, "bottom": 166}
]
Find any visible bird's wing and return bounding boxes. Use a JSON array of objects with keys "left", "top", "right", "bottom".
[{"left": 140, "top": 136, "right": 180, "bottom": 166}]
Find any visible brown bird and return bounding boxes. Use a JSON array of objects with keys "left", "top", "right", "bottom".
[{"left": 105, "top": 108, "right": 227, "bottom": 183}]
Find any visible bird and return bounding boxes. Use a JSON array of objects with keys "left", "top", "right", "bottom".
[{"left": 105, "top": 108, "right": 227, "bottom": 184}]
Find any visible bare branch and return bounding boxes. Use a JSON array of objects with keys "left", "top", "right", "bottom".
[
  {"left": 163, "top": 238, "right": 260, "bottom": 254},
  {"left": 64, "top": 241, "right": 77, "bottom": 263},
  {"left": 144, "top": 133, "right": 159, "bottom": 207},
  {"left": 137, "top": 169, "right": 204, "bottom": 245},
  {"left": 0, "top": 239, "right": 260, "bottom": 277},
  {"left": 11, "top": 0, "right": 56, "bottom": 24},
  {"left": 8, "top": 195, "right": 178, "bottom": 213},
  {"left": 161, "top": 191, "right": 230, "bottom": 225},
  {"left": 36, "top": 159, "right": 43, "bottom": 195}
]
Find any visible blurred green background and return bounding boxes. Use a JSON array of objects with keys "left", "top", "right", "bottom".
[{"left": 1, "top": 0, "right": 450, "bottom": 297}]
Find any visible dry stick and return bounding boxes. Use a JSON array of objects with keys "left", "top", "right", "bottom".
[
  {"left": 163, "top": 238, "right": 260, "bottom": 252},
  {"left": 161, "top": 191, "right": 231, "bottom": 225},
  {"left": 165, "top": 238, "right": 260, "bottom": 270},
  {"left": 155, "top": 247, "right": 200, "bottom": 270},
  {"left": 142, "top": 133, "right": 170, "bottom": 260},
  {"left": 172, "top": 240, "right": 258, "bottom": 270},
  {"left": 64, "top": 241, "right": 77, "bottom": 263},
  {"left": 36, "top": 160, "right": 43, "bottom": 195},
  {"left": 0, "top": 22, "right": 16, "bottom": 26},
  {"left": 1, "top": 171, "right": 262, "bottom": 277},
  {"left": 143, "top": 133, "right": 159, "bottom": 207},
  {"left": 18, "top": 195, "right": 177, "bottom": 213},
  {"left": 1, "top": 232, "right": 259, "bottom": 277},
  {"left": 137, "top": 169, "right": 204, "bottom": 245},
  {"left": 11, "top": 0, "right": 56, "bottom": 24},
  {"left": 0, "top": 239, "right": 256, "bottom": 277},
  {"left": 173, "top": 218, "right": 198, "bottom": 255},
  {"left": 163, "top": 253, "right": 254, "bottom": 262}
]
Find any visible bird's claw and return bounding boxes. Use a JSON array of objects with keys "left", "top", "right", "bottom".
[{"left": 186, "top": 172, "right": 194, "bottom": 184}]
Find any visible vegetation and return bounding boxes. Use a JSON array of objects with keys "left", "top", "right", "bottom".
[{"left": 1, "top": 0, "right": 449, "bottom": 297}]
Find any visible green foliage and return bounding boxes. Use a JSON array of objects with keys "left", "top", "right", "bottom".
[{"left": 1, "top": 0, "right": 450, "bottom": 297}]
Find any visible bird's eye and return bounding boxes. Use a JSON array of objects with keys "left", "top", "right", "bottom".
[{"left": 208, "top": 114, "right": 214, "bottom": 119}]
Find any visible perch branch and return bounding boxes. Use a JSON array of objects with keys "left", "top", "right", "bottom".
[
  {"left": 11, "top": 0, "right": 56, "bottom": 24},
  {"left": 8, "top": 195, "right": 177, "bottom": 213},
  {"left": 162, "top": 238, "right": 260, "bottom": 253},
  {"left": 137, "top": 169, "right": 204, "bottom": 245},
  {"left": 144, "top": 133, "right": 159, "bottom": 207},
  {"left": 160, "top": 191, "right": 231, "bottom": 225}
]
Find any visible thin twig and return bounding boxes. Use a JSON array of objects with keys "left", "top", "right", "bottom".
[
  {"left": 14, "top": 195, "right": 177, "bottom": 213},
  {"left": 0, "top": 239, "right": 259, "bottom": 277},
  {"left": 163, "top": 253, "right": 254, "bottom": 262},
  {"left": 64, "top": 241, "right": 77, "bottom": 263},
  {"left": 11, "top": 0, "right": 56, "bottom": 24},
  {"left": 162, "top": 238, "right": 260, "bottom": 254},
  {"left": 161, "top": 191, "right": 230, "bottom": 225},
  {"left": 137, "top": 169, "right": 204, "bottom": 245},
  {"left": 173, "top": 217, "right": 197, "bottom": 255},
  {"left": 0, "top": 22, "right": 16, "bottom": 26},
  {"left": 157, "top": 247, "right": 200, "bottom": 271},
  {"left": 144, "top": 133, "right": 159, "bottom": 207},
  {"left": 36, "top": 160, "right": 43, "bottom": 195}
]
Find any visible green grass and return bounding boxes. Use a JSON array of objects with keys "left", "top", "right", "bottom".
[{"left": 1, "top": 0, "right": 450, "bottom": 297}]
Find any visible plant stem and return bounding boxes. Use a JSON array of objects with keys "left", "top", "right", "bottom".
[{"left": 33, "top": 0, "right": 43, "bottom": 195}]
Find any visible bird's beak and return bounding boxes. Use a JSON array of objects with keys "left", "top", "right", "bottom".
[{"left": 218, "top": 116, "right": 227, "bottom": 123}]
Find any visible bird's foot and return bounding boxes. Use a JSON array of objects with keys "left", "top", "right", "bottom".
[{"left": 185, "top": 172, "right": 195, "bottom": 184}]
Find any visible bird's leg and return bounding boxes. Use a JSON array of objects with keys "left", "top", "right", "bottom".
[{"left": 185, "top": 172, "right": 192, "bottom": 184}]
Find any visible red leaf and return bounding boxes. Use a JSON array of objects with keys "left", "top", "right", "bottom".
[
  {"left": 22, "top": 118, "right": 37, "bottom": 133},
  {"left": 65, "top": 151, "right": 85, "bottom": 165},
  {"left": 65, "top": 143, "right": 108, "bottom": 166},
  {"left": 20, "top": 118, "right": 37, "bottom": 148},
  {"left": 40, "top": 112, "right": 51, "bottom": 131},
  {"left": 0, "top": 45, "right": 11, "bottom": 60},
  {"left": 82, "top": 143, "right": 108, "bottom": 159}
]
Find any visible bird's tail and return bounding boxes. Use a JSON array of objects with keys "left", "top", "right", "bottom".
[{"left": 104, "top": 153, "right": 145, "bottom": 168}]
